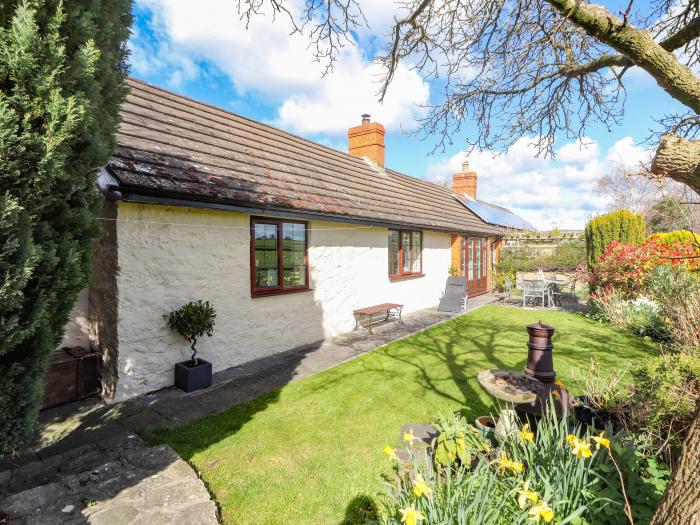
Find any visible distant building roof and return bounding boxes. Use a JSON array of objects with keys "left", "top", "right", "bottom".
[
  {"left": 454, "top": 194, "right": 536, "bottom": 231},
  {"left": 105, "top": 78, "right": 503, "bottom": 236}
]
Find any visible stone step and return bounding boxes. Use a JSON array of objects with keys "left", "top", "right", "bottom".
[
  {"left": 1, "top": 434, "right": 143, "bottom": 498},
  {"left": 1, "top": 435, "right": 219, "bottom": 524}
]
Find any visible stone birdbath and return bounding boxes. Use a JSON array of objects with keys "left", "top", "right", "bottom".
[{"left": 477, "top": 369, "right": 544, "bottom": 439}]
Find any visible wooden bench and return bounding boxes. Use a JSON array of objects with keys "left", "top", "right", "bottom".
[{"left": 353, "top": 303, "right": 404, "bottom": 334}]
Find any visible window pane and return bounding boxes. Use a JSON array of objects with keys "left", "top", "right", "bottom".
[
  {"left": 254, "top": 223, "right": 278, "bottom": 288},
  {"left": 460, "top": 236, "right": 466, "bottom": 274},
  {"left": 411, "top": 231, "right": 421, "bottom": 272},
  {"left": 402, "top": 232, "right": 411, "bottom": 272},
  {"left": 476, "top": 239, "right": 481, "bottom": 279},
  {"left": 282, "top": 223, "right": 306, "bottom": 287},
  {"left": 468, "top": 239, "right": 474, "bottom": 280},
  {"left": 388, "top": 230, "right": 400, "bottom": 275}
]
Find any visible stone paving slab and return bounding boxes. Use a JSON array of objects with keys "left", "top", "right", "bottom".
[{"left": 2, "top": 435, "right": 218, "bottom": 525}]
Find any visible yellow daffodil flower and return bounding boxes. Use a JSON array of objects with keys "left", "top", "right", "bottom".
[
  {"left": 529, "top": 502, "right": 554, "bottom": 523},
  {"left": 497, "top": 452, "right": 524, "bottom": 474},
  {"left": 554, "top": 379, "right": 567, "bottom": 389},
  {"left": 399, "top": 506, "right": 426, "bottom": 525},
  {"left": 519, "top": 424, "right": 534, "bottom": 443},
  {"left": 384, "top": 444, "right": 398, "bottom": 460},
  {"left": 592, "top": 432, "right": 611, "bottom": 450},
  {"left": 412, "top": 474, "right": 432, "bottom": 498},
  {"left": 570, "top": 438, "right": 592, "bottom": 459},
  {"left": 403, "top": 429, "right": 418, "bottom": 444},
  {"left": 566, "top": 434, "right": 577, "bottom": 445},
  {"left": 551, "top": 389, "right": 561, "bottom": 400},
  {"left": 517, "top": 479, "right": 539, "bottom": 508}
]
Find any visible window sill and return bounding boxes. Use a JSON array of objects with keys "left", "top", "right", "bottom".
[
  {"left": 389, "top": 273, "right": 425, "bottom": 282},
  {"left": 251, "top": 287, "right": 312, "bottom": 298}
]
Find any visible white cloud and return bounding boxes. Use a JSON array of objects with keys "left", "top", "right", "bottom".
[
  {"left": 426, "top": 137, "right": 652, "bottom": 229},
  {"left": 556, "top": 137, "right": 600, "bottom": 165},
  {"left": 130, "top": 0, "right": 428, "bottom": 134}
]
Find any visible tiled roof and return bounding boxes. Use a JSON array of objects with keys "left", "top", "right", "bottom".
[{"left": 107, "top": 78, "right": 502, "bottom": 235}]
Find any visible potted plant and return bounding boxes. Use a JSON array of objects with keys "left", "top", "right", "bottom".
[{"left": 165, "top": 299, "right": 216, "bottom": 392}]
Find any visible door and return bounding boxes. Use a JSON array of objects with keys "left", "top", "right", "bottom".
[{"left": 463, "top": 237, "right": 488, "bottom": 296}]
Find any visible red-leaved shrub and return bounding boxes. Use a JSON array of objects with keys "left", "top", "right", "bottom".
[{"left": 582, "top": 240, "right": 698, "bottom": 297}]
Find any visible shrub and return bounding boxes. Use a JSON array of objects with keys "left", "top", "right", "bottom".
[
  {"left": 626, "top": 353, "right": 700, "bottom": 466},
  {"left": 583, "top": 239, "right": 699, "bottom": 298},
  {"left": 585, "top": 210, "right": 645, "bottom": 269},
  {"left": 647, "top": 266, "right": 700, "bottom": 351},
  {"left": 649, "top": 230, "right": 700, "bottom": 248},
  {"left": 376, "top": 400, "right": 664, "bottom": 525},
  {"left": 497, "top": 240, "right": 585, "bottom": 272},
  {"left": 492, "top": 267, "right": 516, "bottom": 292},
  {"left": 0, "top": 0, "right": 131, "bottom": 453},
  {"left": 166, "top": 300, "right": 216, "bottom": 365}
]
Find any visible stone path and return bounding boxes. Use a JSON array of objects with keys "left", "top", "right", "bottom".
[{"left": 1, "top": 296, "right": 497, "bottom": 524}]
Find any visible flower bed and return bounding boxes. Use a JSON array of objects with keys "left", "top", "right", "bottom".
[{"left": 376, "top": 403, "right": 667, "bottom": 525}]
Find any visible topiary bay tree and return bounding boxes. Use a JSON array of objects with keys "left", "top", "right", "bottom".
[{"left": 0, "top": 0, "right": 131, "bottom": 453}]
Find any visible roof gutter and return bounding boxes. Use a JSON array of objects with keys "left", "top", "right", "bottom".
[{"left": 103, "top": 178, "right": 503, "bottom": 237}]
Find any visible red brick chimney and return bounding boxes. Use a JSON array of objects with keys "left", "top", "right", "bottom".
[
  {"left": 453, "top": 161, "right": 477, "bottom": 199},
  {"left": 348, "top": 114, "right": 385, "bottom": 167}
]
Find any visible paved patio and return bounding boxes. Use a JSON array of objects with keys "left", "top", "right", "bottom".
[{"left": 1, "top": 296, "right": 497, "bottom": 523}]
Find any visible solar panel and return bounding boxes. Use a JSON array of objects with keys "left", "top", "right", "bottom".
[{"left": 454, "top": 195, "right": 536, "bottom": 230}]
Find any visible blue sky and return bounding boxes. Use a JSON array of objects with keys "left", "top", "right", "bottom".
[{"left": 128, "top": 0, "right": 684, "bottom": 229}]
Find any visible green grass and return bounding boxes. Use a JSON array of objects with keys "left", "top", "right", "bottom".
[{"left": 146, "top": 305, "right": 656, "bottom": 525}]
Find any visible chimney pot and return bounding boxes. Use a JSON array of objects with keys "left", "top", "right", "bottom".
[
  {"left": 462, "top": 161, "right": 470, "bottom": 172},
  {"left": 361, "top": 114, "right": 370, "bottom": 125}
]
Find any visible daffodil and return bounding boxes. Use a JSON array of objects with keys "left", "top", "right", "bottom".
[
  {"left": 592, "top": 432, "right": 611, "bottom": 450},
  {"left": 517, "top": 479, "right": 539, "bottom": 508},
  {"left": 384, "top": 444, "right": 398, "bottom": 460},
  {"left": 497, "top": 452, "right": 524, "bottom": 474},
  {"left": 566, "top": 434, "right": 577, "bottom": 445},
  {"left": 519, "top": 424, "right": 534, "bottom": 443},
  {"left": 570, "top": 438, "right": 592, "bottom": 459},
  {"left": 551, "top": 389, "right": 561, "bottom": 400},
  {"left": 554, "top": 379, "right": 567, "bottom": 389},
  {"left": 403, "top": 429, "right": 418, "bottom": 444},
  {"left": 399, "top": 506, "right": 426, "bottom": 525},
  {"left": 412, "top": 474, "right": 432, "bottom": 498},
  {"left": 528, "top": 502, "right": 554, "bottom": 522}
]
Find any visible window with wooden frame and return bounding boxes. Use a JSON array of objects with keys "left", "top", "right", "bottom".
[
  {"left": 388, "top": 229, "right": 423, "bottom": 279},
  {"left": 250, "top": 218, "right": 309, "bottom": 297}
]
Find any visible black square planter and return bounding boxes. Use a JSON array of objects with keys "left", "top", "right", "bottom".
[{"left": 174, "top": 359, "right": 212, "bottom": 392}]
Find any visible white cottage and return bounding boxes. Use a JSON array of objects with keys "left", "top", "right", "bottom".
[{"left": 65, "top": 78, "right": 533, "bottom": 402}]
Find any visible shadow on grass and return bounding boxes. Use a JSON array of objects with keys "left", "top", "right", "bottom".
[{"left": 141, "top": 306, "right": 657, "bottom": 524}]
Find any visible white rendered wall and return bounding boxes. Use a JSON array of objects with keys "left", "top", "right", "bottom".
[
  {"left": 58, "top": 288, "right": 90, "bottom": 349},
  {"left": 113, "top": 202, "right": 452, "bottom": 401}
]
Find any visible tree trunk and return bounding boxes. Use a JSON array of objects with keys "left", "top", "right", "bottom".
[
  {"left": 651, "top": 135, "right": 700, "bottom": 194},
  {"left": 650, "top": 404, "right": 700, "bottom": 525}
]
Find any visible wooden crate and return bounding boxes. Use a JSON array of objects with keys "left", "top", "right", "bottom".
[{"left": 42, "top": 347, "right": 99, "bottom": 409}]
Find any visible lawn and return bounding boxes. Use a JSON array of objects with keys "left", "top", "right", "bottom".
[{"left": 146, "top": 305, "right": 656, "bottom": 525}]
